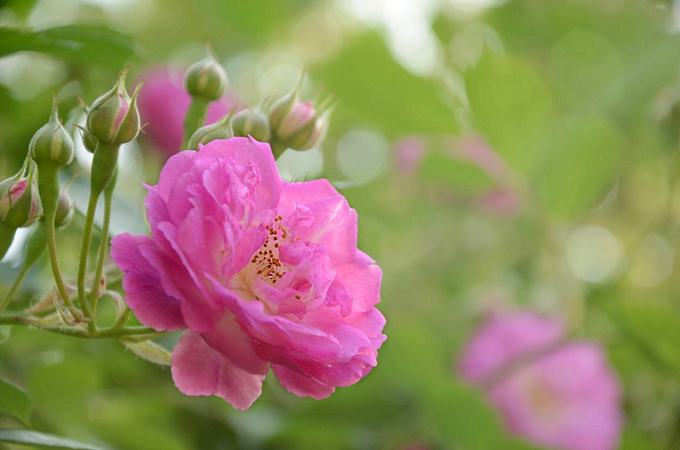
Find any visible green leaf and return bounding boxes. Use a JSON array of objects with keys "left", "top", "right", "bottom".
[
  {"left": 533, "top": 116, "right": 623, "bottom": 219},
  {"left": 312, "top": 33, "right": 460, "bottom": 138},
  {"left": 0, "top": 430, "right": 104, "bottom": 450},
  {"left": 466, "top": 53, "right": 555, "bottom": 173},
  {"left": 0, "top": 25, "right": 138, "bottom": 68},
  {"left": 0, "top": 379, "right": 31, "bottom": 425},
  {"left": 121, "top": 340, "right": 172, "bottom": 366}
]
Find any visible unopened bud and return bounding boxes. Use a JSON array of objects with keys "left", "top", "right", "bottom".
[
  {"left": 29, "top": 96, "right": 75, "bottom": 167},
  {"left": 0, "top": 162, "right": 42, "bottom": 229},
  {"left": 187, "top": 108, "right": 235, "bottom": 150},
  {"left": 231, "top": 108, "right": 271, "bottom": 142},
  {"left": 87, "top": 68, "right": 143, "bottom": 145},
  {"left": 184, "top": 49, "right": 228, "bottom": 101},
  {"left": 268, "top": 73, "right": 332, "bottom": 151}
]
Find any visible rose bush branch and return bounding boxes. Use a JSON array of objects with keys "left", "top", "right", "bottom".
[{"left": 76, "top": 69, "right": 142, "bottom": 333}]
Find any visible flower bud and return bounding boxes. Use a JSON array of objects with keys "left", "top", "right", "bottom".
[
  {"left": 268, "top": 74, "right": 332, "bottom": 151},
  {"left": 0, "top": 162, "right": 42, "bottom": 229},
  {"left": 29, "top": 96, "right": 75, "bottom": 167},
  {"left": 184, "top": 50, "right": 228, "bottom": 101},
  {"left": 231, "top": 107, "right": 271, "bottom": 143},
  {"left": 187, "top": 108, "right": 235, "bottom": 150},
  {"left": 54, "top": 191, "right": 74, "bottom": 228},
  {"left": 87, "top": 68, "right": 143, "bottom": 145}
]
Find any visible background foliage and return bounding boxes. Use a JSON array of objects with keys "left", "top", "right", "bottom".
[{"left": 2, "top": 0, "right": 680, "bottom": 449}]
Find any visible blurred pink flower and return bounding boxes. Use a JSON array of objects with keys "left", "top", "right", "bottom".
[
  {"left": 451, "top": 135, "right": 508, "bottom": 179},
  {"left": 458, "top": 311, "right": 622, "bottom": 450},
  {"left": 395, "top": 136, "right": 426, "bottom": 175},
  {"left": 137, "top": 68, "right": 239, "bottom": 156},
  {"left": 477, "top": 188, "right": 521, "bottom": 217},
  {"left": 111, "top": 137, "right": 385, "bottom": 410}
]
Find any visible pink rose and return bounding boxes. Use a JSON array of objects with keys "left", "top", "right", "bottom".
[
  {"left": 458, "top": 311, "right": 622, "bottom": 450},
  {"left": 111, "top": 137, "right": 385, "bottom": 410},
  {"left": 137, "top": 68, "right": 239, "bottom": 156}
]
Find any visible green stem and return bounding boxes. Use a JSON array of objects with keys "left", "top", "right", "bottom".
[
  {"left": 89, "top": 166, "right": 117, "bottom": 313},
  {"left": 78, "top": 142, "right": 119, "bottom": 333},
  {"left": 182, "top": 97, "right": 209, "bottom": 149},
  {"left": 0, "top": 314, "right": 160, "bottom": 339},
  {"left": 112, "top": 307, "right": 132, "bottom": 331},
  {"left": 37, "top": 164, "right": 74, "bottom": 310},
  {"left": 0, "top": 264, "right": 30, "bottom": 315},
  {"left": 0, "top": 223, "right": 16, "bottom": 261},
  {"left": 77, "top": 193, "right": 98, "bottom": 330}
]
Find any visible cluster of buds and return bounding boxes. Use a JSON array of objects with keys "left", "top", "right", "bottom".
[
  {"left": 1, "top": 96, "right": 75, "bottom": 261},
  {"left": 182, "top": 65, "right": 331, "bottom": 156}
]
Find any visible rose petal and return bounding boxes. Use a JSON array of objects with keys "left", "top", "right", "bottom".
[
  {"left": 110, "top": 233, "right": 185, "bottom": 332},
  {"left": 171, "top": 331, "right": 265, "bottom": 410},
  {"left": 271, "top": 364, "right": 335, "bottom": 400}
]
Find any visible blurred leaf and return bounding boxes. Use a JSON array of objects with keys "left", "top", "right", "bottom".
[
  {"left": 65, "top": 174, "right": 146, "bottom": 236},
  {"left": 420, "top": 152, "right": 495, "bottom": 193},
  {"left": 0, "top": 430, "right": 103, "bottom": 450},
  {"left": 0, "top": 25, "right": 138, "bottom": 68},
  {"left": 533, "top": 116, "right": 622, "bottom": 219},
  {"left": 621, "top": 429, "right": 661, "bottom": 450},
  {"left": 29, "top": 359, "right": 103, "bottom": 420},
  {"left": 610, "top": 299, "right": 680, "bottom": 380},
  {"left": 313, "top": 33, "right": 460, "bottom": 138},
  {"left": 121, "top": 340, "right": 172, "bottom": 366},
  {"left": 0, "top": 379, "right": 31, "bottom": 425},
  {"left": 0, "top": 326, "right": 10, "bottom": 345},
  {"left": 466, "top": 53, "right": 555, "bottom": 172}
]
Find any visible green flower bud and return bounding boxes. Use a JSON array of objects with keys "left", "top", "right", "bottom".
[
  {"left": 54, "top": 191, "right": 74, "bottom": 228},
  {"left": 294, "top": 109, "right": 331, "bottom": 151},
  {"left": 0, "top": 161, "right": 42, "bottom": 229},
  {"left": 87, "top": 68, "right": 143, "bottom": 145},
  {"left": 268, "top": 72, "right": 333, "bottom": 152},
  {"left": 231, "top": 107, "right": 271, "bottom": 142},
  {"left": 184, "top": 49, "right": 228, "bottom": 101},
  {"left": 29, "top": 96, "right": 75, "bottom": 167},
  {"left": 187, "top": 108, "right": 236, "bottom": 150}
]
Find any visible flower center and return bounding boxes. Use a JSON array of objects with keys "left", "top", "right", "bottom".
[{"left": 248, "top": 215, "right": 290, "bottom": 286}]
